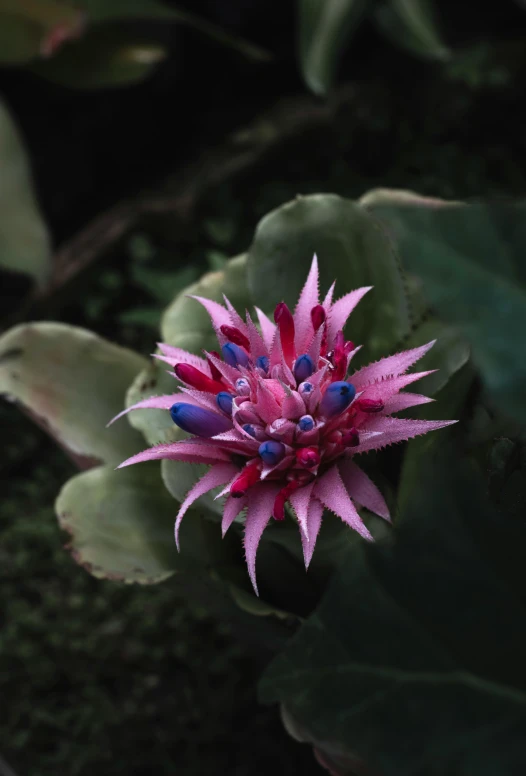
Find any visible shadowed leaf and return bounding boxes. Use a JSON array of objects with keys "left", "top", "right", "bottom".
[
  {"left": 0, "top": 322, "right": 147, "bottom": 465},
  {"left": 363, "top": 190, "right": 526, "bottom": 422},
  {"left": 261, "top": 447, "right": 526, "bottom": 774},
  {"left": 298, "top": 0, "right": 371, "bottom": 95},
  {"left": 247, "top": 194, "right": 411, "bottom": 359},
  {"left": 0, "top": 100, "right": 51, "bottom": 285}
]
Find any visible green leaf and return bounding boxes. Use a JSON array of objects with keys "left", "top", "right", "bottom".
[
  {"left": 125, "top": 358, "right": 180, "bottom": 446},
  {"left": 31, "top": 25, "right": 167, "bottom": 88},
  {"left": 55, "top": 460, "right": 242, "bottom": 584},
  {"left": 298, "top": 0, "right": 371, "bottom": 95},
  {"left": 399, "top": 318, "right": 471, "bottom": 396},
  {"left": 247, "top": 194, "right": 411, "bottom": 359},
  {"left": 161, "top": 253, "right": 251, "bottom": 352},
  {"left": 374, "top": 0, "right": 450, "bottom": 61},
  {"left": 56, "top": 463, "right": 178, "bottom": 583},
  {"left": 261, "top": 447, "right": 526, "bottom": 774},
  {"left": 364, "top": 191, "right": 526, "bottom": 423},
  {"left": 0, "top": 322, "right": 147, "bottom": 466},
  {"left": 0, "top": 100, "right": 51, "bottom": 285},
  {"left": 161, "top": 459, "right": 223, "bottom": 516}
]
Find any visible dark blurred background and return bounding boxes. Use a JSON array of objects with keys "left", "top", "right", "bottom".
[{"left": 2, "top": 0, "right": 526, "bottom": 773}]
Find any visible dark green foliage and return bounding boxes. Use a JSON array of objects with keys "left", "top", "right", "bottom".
[{"left": 261, "top": 443, "right": 526, "bottom": 775}]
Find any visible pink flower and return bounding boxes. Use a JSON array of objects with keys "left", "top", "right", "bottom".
[{"left": 114, "top": 256, "right": 456, "bottom": 594}]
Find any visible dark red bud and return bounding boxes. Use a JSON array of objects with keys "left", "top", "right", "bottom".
[
  {"left": 206, "top": 351, "right": 224, "bottom": 381},
  {"left": 230, "top": 461, "right": 261, "bottom": 498},
  {"left": 310, "top": 304, "right": 326, "bottom": 331},
  {"left": 274, "top": 302, "right": 295, "bottom": 365},
  {"left": 355, "top": 398, "right": 384, "bottom": 413},
  {"left": 174, "top": 363, "right": 226, "bottom": 395},
  {"left": 341, "top": 427, "right": 360, "bottom": 447},
  {"left": 331, "top": 330, "right": 347, "bottom": 381},
  {"left": 220, "top": 325, "right": 250, "bottom": 351},
  {"left": 272, "top": 480, "right": 303, "bottom": 521}
]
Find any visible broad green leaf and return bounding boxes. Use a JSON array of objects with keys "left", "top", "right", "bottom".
[
  {"left": 399, "top": 318, "right": 471, "bottom": 396},
  {"left": 31, "top": 25, "right": 167, "bottom": 88},
  {"left": 56, "top": 463, "right": 178, "bottom": 583},
  {"left": 247, "top": 194, "right": 411, "bottom": 359},
  {"left": 56, "top": 461, "right": 241, "bottom": 584},
  {"left": 364, "top": 192, "right": 526, "bottom": 423},
  {"left": 0, "top": 322, "right": 146, "bottom": 466},
  {"left": 374, "top": 0, "right": 450, "bottom": 61},
  {"left": 261, "top": 447, "right": 526, "bottom": 774},
  {"left": 125, "top": 358, "right": 179, "bottom": 446},
  {"left": 161, "top": 253, "right": 251, "bottom": 352},
  {"left": 161, "top": 459, "right": 223, "bottom": 515},
  {"left": 0, "top": 100, "right": 51, "bottom": 285},
  {"left": 298, "top": 0, "right": 370, "bottom": 95}
]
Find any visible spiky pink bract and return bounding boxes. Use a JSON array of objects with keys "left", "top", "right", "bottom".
[{"left": 115, "top": 256, "right": 456, "bottom": 594}]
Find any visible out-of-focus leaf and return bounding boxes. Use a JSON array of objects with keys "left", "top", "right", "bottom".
[
  {"left": 161, "top": 253, "right": 251, "bottom": 353},
  {"left": 0, "top": 100, "right": 51, "bottom": 285},
  {"left": 75, "top": 0, "right": 272, "bottom": 62},
  {"left": 0, "top": 14, "right": 42, "bottom": 63},
  {"left": 261, "top": 447, "right": 526, "bottom": 775},
  {"left": 374, "top": 0, "right": 450, "bottom": 61},
  {"left": 132, "top": 263, "right": 200, "bottom": 305},
  {"left": 298, "top": 0, "right": 371, "bottom": 95},
  {"left": 0, "top": 322, "right": 146, "bottom": 466},
  {"left": 363, "top": 190, "right": 526, "bottom": 423},
  {"left": 56, "top": 463, "right": 178, "bottom": 583},
  {"left": 0, "top": 0, "right": 84, "bottom": 62},
  {"left": 119, "top": 307, "right": 161, "bottom": 328},
  {"left": 247, "top": 194, "right": 411, "bottom": 360},
  {"left": 31, "top": 24, "right": 167, "bottom": 88}
]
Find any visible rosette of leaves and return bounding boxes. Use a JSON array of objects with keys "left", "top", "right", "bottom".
[{"left": 0, "top": 191, "right": 480, "bottom": 623}]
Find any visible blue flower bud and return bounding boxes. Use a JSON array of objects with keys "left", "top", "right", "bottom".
[
  {"left": 243, "top": 424, "right": 256, "bottom": 438},
  {"left": 235, "top": 377, "right": 250, "bottom": 395},
  {"left": 294, "top": 354, "right": 314, "bottom": 383},
  {"left": 298, "top": 381, "right": 314, "bottom": 395},
  {"left": 170, "top": 403, "right": 232, "bottom": 437},
  {"left": 298, "top": 414, "right": 314, "bottom": 432},
  {"left": 216, "top": 392, "right": 234, "bottom": 415},
  {"left": 256, "top": 355, "right": 269, "bottom": 372},
  {"left": 258, "top": 440, "right": 286, "bottom": 466},
  {"left": 319, "top": 381, "right": 356, "bottom": 418},
  {"left": 222, "top": 342, "right": 249, "bottom": 368}
]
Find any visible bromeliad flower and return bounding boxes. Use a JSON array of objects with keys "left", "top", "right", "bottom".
[{"left": 113, "top": 256, "right": 455, "bottom": 594}]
